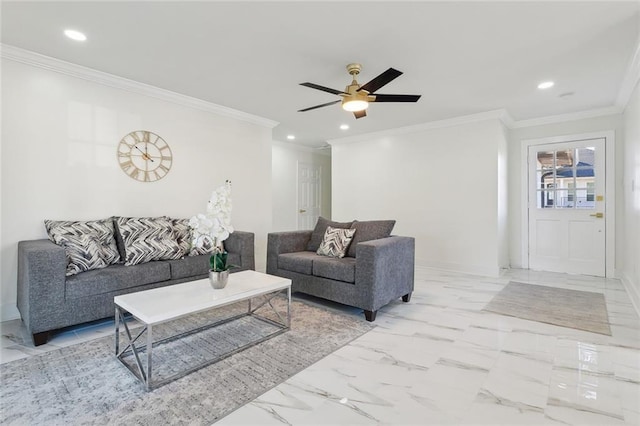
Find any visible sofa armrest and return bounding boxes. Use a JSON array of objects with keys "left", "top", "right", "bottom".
[
  {"left": 267, "top": 231, "right": 312, "bottom": 274},
  {"left": 355, "top": 236, "right": 415, "bottom": 310},
  {"left": 17, "top": 239, "right": 68, "bottom": 333},
  {"left": 225, "top": 231, "right": 255, "bottom": 271}
]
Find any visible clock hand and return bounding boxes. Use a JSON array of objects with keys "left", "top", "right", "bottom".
[{"left": 133, "top": 145, "right": 155, "bottom": 162}]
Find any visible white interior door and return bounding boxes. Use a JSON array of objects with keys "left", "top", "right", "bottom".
[
  {"left": 297, "top": 162, "right": 321, "bottom": 230},
  {"left": 528, "top": 138, "right": 606, "bottom": 276}
]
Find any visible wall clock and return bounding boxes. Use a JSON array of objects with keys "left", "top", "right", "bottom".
[{"left": 117, "top": 130, "right": 172, "bottom": 182}]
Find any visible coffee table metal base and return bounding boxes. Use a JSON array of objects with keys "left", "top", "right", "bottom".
[{"left": 115, "top": 287, "right": 291, "bottom": 391}]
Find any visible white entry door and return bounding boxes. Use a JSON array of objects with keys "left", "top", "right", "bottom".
[
  {"left": 528, "top": 138, "right": 606, "bottom": 276},
  {"left": 297, "top": 162, "right": 321, "bottom": 230}
]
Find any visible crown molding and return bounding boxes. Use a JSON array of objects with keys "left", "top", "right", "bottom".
[
  {"left": 0, "top": 44, "right": 279, "bottom": 129},
  {"left": 616, "top": 37, "right": 640, "bottom": 110},
  {"left": 272, "top": 139, "right": 331, "bottom": 156},
  {"left": 328, "top": 104, "right": 624, "bottom": 146},
  {"left": 509, "top": 106, "right": 623, "bottom": 129},
  {"left": 328, "top": 109, "right": 512, "bottom": 146}
]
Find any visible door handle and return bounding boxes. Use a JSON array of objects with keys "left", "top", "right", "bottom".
[
  {"left": 299, "top": 209, "right": 307, "bottom": 213},
  {"left": 589, "top": 212, "right": 604, "bottom": 218}
]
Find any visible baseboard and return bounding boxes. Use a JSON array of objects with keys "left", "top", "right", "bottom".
[
  {"left": 620, "top": 272, "right": 640, "bottom": 318},
  {"left": 1, "top": 303, "right": 20, "bottom": 322},
  {"left": 415, "top": 260, "right": 500, "bottom": 278}
]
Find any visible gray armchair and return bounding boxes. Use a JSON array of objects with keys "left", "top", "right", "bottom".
[{"left": 267, "top": 228, "right": 414, "bottom": 321}]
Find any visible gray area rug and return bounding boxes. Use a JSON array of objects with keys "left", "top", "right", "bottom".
[
  {"left": 483, "top": 281, "right": 611, "bottom": 335},
  {"left": 0, "top": 298, "right": 374, "bottom": 425}
]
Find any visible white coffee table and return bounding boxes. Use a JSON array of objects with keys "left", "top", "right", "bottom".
[{"left": 114, "top": 270, "right": 291, "bottom": 390}]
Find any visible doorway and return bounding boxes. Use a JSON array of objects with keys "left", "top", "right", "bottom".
[
  {"left": 297, "top": 162, "right": 321, "bottom": 230},
  {"left": 523, "top": 132, "right": 615, "bottom": 277}
]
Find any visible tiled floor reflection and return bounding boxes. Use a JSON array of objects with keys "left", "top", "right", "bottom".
[{"left": 1, "top": 268, "right": 639, "bottom": 425}]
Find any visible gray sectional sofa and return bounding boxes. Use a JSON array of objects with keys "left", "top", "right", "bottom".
[
  {"left": 17, "top": 230, "right": 255, "bottom": 346},
  {"left": 267, "top": 218, "right": 415, "bottom": 321}
]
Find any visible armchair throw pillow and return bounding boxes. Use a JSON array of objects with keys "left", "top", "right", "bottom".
[
  {"left": 317, "top": 226, "right": 356, "bottom": 258},
  {"left": 45, "top": 218, "right": 120, "bottom": 276},
  {"left": 307, "top": 216, "right": 353, "bottom": 252}
]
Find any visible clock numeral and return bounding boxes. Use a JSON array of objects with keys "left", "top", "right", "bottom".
[
  {"left": 129, "top": 168, "right": 139, "bottom": 179},
  {"left": 141, "top": 131, "right": 150, "bottom": 143},
  {"left": 119, "top": 160, "right": 134, "bottom": 171},
  {"left": 161, "top": 156, "right": 172, "bottom": 161},
  {"left": 157, "top": 164, "right": 170, "bottom": 175},
  {"left": 130, "top": 132, "right": 141, "bottom": 143},
  {"left": 120, "top": 139, "right": 135, "bottom": 150},
  {"left": 143, "top": 171, "right": 150, "bottom": 182}
]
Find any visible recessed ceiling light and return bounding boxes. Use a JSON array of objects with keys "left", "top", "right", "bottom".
[
  {"left": 537, "top": 81, "right": 554, "bottom": 90},
  {"left": 286, "top": 135, "right": 295, "bottom": 140},
  {"left": 340, "top": 124, "right": 349, "bottom": 130},
  {"left": 64, "top": 29, "right": 87, "bottom": 41}
]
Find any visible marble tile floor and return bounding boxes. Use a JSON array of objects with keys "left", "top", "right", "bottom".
[{"left": 1, "top": 268, "right": 639, "bottom": 425}]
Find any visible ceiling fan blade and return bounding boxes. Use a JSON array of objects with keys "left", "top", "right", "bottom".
[
  {"left": 298, "top": 100, "right": 341, "bottom": 112},
  {"left": 372, "top": 94, "right": 421, "bottom": 103},
  {"left": 353, "top": 110, "right": 367, "bottom": 119},
  {"left": 358, "top": 68, "right": 403, "bottom": 93},
  {"left": 300, "top": 82, "right": 346, "bottom": 96}
]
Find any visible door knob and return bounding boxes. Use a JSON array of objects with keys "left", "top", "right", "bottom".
[
  {"left": 299, "top": 209, "right": 307, "bottom": 213},
  {"left": 589, "top": 212, "right": 604, "bottom": 218}
]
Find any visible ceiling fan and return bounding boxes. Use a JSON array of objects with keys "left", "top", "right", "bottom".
[{"left": 298, "top": 63, "right": 421, "bottom": 119}]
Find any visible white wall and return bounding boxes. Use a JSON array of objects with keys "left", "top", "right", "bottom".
[
  {"left": 1, "top": 58, "right": 274, "bottom": 320},
  {"left": 331, "top": 119, "right": 509, "bottom": 277},
  {"left": 271, "top": 141, "right": 331, "bottom": 231},
  {"left": 621, "top": 81, "right": 640, "bottom": 311},
  {"left": 507, "top": 114, "right": 624, "bottom": 270}
]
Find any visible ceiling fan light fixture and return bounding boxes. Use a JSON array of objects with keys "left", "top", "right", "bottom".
[{"left": 342, "top": 99, "right": 369, "bottom": 112}]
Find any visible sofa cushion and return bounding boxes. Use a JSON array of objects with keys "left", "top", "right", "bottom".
[
  {"left": 347, "top": 220, "right": 396, "bottom": 258},
  {"left": 306, "top": 217, "right": 353, "bottom": 252},
  {"left": 45, "top": 218, "right": 120, "bottom": 276},
  {"left": 317, "top": 226, "right": 356, "bottom": 258},
  {"left": 278, "top": 252, "right": 318, "bottom": 274},
  {"left": 167, "top": 254, "right": 208, "bottom": 279},
  {"left": 115, "top": 217, "right": 183, "bottom": 266},
  {"left": 168, "top": 252, "right": 242, "bottom": 280},
  {"left": 226, "top": 252, "right": 241, "bottom": 270},
  {"left": 65, "top": 262, "right": 171, "bottom": 299},
  {"left": 312, "top": 256, "right": 356, "bottom": 283}
]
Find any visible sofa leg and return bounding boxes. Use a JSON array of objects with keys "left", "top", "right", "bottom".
[
  {"left": 402, "top": 293, "right": 412, "bottom": 303},
  {"left": 364, "top": 310, "right": 377, "bottom": 322},
  {"left": 32, "top": 331, "right": 49, "bottom": 346}
]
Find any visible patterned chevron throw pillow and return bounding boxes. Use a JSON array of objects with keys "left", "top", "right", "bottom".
[
  {"left": 171, "top": 218, "right": 192, "bottom": 257},
  {"left": 45, "top": 219, "right": 121, "bottom": 276},
  {"left": 317, "top": 226, "right": 356, "bottom": 258},
  {"left": 116, "top": 217, "right": 184, "bottom": 266},
  {"left": 171, "top": 218, "right": 216, "bottom": 256}
]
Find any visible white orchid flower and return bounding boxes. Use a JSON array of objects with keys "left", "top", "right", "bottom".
[{"left": 189, "top": 181, "right": 235, "bottom": 253}]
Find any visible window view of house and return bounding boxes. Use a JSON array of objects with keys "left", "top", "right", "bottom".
[{"left": 535, "top": 147, "right": 596, "bottom": 209}]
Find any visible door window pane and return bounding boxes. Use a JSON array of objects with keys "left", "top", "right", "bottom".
[
  {"left": 555, "top": 190, "right": 572, "bottom": 208},
  {"left": 535, "top": 147, "right": 596, "bottom": 209}
]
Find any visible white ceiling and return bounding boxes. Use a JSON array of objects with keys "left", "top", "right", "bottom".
[{"left": 2, "top": 1, "right": 639, "bottom": 147}]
